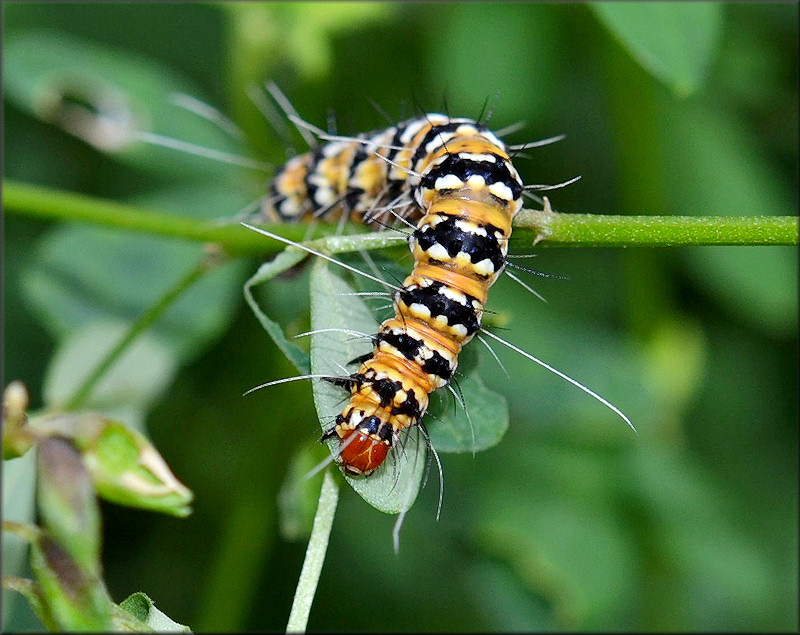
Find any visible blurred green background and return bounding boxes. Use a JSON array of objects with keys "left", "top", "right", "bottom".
[{"left": 3, "top": 2, "right": 797, "bottom": 631}]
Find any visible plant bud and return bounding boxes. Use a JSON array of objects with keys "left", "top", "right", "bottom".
[
  {"left": 29, "top": 533, "right": 113, "bottom": 630},
  {"left": 3, "top": 380, "right": 34, "bottom": 459},
  {"left": 75, "top": 418, "right": 193, "bottom": 517},
  {"left": 36, "top": 437, "right": 101, "bottom": 574}
]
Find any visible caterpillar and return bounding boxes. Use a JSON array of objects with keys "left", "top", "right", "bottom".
[{"left": 261, "top": 111, "right": 524, "bottom": 475}]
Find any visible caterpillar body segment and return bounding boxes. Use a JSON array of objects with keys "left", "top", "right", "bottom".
[
  {"left": 264, "top": 113, "right": 524, "bottom": 476},
  {"left": 336, "top": 199, "right": 519, "bottom": 474},
  {"left": 265, "top": 115, "right": 521, "bottom": 227}
]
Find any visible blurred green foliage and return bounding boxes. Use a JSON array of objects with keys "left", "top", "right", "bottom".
[{"left": 3, "top": 2, "right": 797, "bottom": 632}]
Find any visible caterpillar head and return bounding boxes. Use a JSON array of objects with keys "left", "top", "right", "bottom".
[{"left": 335, "top": 412, "right": 393, "bottom": 476}]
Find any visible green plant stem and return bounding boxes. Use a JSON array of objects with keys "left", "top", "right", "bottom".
[
  {"left": 64, "top": 254, "right": 219, "bottom": 411},
  {"left": 2, "top": 521, "right": 41, "bottom": 543},
  {"left": 286, "top": 470, "right": 339, "bottom": 634},
  {"left": 2, "top": 180, "right": 293, "bottom": 255},
  {"left": 5, "top": 179, "right": 798, "bottom": 248},
  {"left": 516, "top": 208, "right": 798, "bottom": 246}
]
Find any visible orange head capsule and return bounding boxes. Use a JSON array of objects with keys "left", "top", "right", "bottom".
[{"left": 337, "top": 427, "right": 390, "bottom": 476}]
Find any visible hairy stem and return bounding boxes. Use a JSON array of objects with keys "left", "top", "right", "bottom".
[
  {"left": 515, "top": 208, "right": 798, "bottom": 246},
  {"left": 286, "top": 470, "right": 339, "bottom": 633}
]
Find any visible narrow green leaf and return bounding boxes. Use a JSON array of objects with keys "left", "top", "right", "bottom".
[
  {"left": 592, "top": 2, "right": 723, "bottom": 96},
  {"left": 309, "top": 260, "right": 424, "bottom": 514},
  {"left": 243, "top": 249, "right": 312, "bottom": 375}
]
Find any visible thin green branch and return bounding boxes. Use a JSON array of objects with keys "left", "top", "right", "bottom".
[
  {"left": 3, "top": 521, "right": 42, "bottom": 543},
  {"left": 5, "top": 180, "right": 798, "bottom": 249},
  {"left": 2, "top": 180, "right": 295, "bottom": 255},
  {"left": 286, "top": 470, "right": 339, "bottom": 634},
  {"left": 515, "top": 208, "right": 799, "bottom": 246},
  {"left": 65, "top": 253, "right": 220, "bottom": 411}
]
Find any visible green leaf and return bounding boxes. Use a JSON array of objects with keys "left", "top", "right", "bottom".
[
  {"left": 426, "top": 371, "right": 508, "bottom": 454},
  {"left": 309, "top": 259, "right": 424, "bottom": 514},
  {"left": 22, "top": 221, "right": 245, "bottom": 364},
  {"left": 473, "top": 492, "right": 636, "bottom": 628},
  {"left": 2, "top": 451, "right": 39, "bottom": 626},
  {"left": 657, "top": 98, "right": 798, "bottom": 336},
  {"left": 244, "top": 249, "right": 312, "bottom": 375},
  {"left": 592, "top": 2, "right": 723, "bottom": 96},
  {"left": 119, "top": 592, "right": 191, "bottom": 632},
  {"left": 42, "top": 320, "right": 177, "bottom": 426},
  {"left": 3, "top": 28, "right": 247, "bottom": 180},
  {"left": 277, "top": 440, "right": 327, "bottom": 541}
]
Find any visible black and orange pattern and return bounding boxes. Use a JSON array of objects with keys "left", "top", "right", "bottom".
[{"left": 265, "top": 115, "right": 524, "bottom": 475}]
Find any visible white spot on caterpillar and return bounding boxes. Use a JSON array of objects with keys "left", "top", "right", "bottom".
[
  {"left": 489, "top": 181, "right": 514, "bottom": 201},
  {"left": 434, "top": 174, "right": 464, "bottom": 190},
  {"left": 454, "top": 219, "right": 485, "bottom": 236},
  {"left": 466, "top": 174, "right": 486, "bottom": 187},
  {"left": 409, "top": 302, "right": 431, "bottom": 319},
  {"left": 439, "top": 285, "right": 467, "bottom": 305},
  {"left": 459, "top": 152, "right": 497, "bottom": 163},
  {"left": 473, "top": 258, "right": 495, "bottom": 276},
  {"left": 426, "top": 243, "right": 450, "bottom": 260}
]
